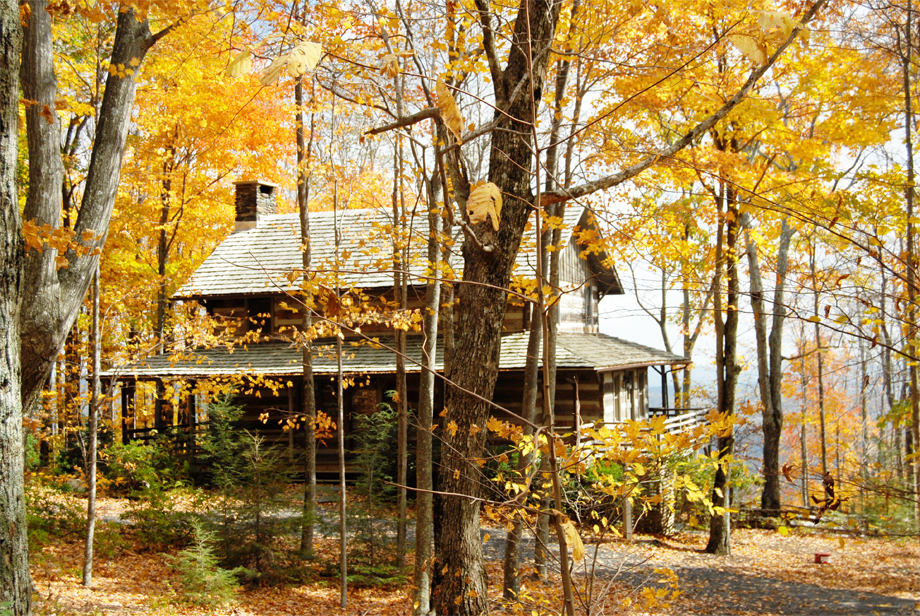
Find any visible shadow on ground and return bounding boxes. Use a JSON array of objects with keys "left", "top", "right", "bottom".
[{"left": 479, "top": 528, "right": 919, "bottom": 616}]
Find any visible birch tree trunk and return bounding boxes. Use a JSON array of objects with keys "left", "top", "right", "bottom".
[
  {"left": 413, "top": 157, "right": 441, "bottom": 616},
  {"left": 0, "top": 2, "right": 25, "bottom": 612},
  {"left": 82, "top": 266, "right": 100, "bottom": 586}
]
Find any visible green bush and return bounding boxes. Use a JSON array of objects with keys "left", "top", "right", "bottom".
[
  {"left": 25, "top": 479, "right": 84, "bottom": 549},
  {"left": 103, "top": 439, "right": 184, "bottom": 497},
  {"left": 169, "top": 518, "right": 243, "bottom": 606},
  {"left": 202, "top": 395, "right": 297, "bottom": 583}
]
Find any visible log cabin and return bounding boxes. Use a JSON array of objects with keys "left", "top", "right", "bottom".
[{"left": 107, "top": 180, "right": 695, "bottom": 478}]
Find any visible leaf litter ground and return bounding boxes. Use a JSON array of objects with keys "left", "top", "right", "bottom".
[{"left": 30, "top": 497, "right": 920, "bottom": 615}]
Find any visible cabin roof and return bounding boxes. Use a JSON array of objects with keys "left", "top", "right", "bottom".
[
  {"left": 173, "top": 206, "right": 622, "bottom": 300},
  {"left": 104, "top": 332, "right": 687, "bottom": 380}
]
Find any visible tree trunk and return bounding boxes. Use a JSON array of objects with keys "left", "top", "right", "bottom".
[
  {"left": 503, "top": 6, "right": 578, "bottom": 588},
  {"left": 432, "top": 3, "right": 562, "bottom": 612},
  {"left": 0, "top": 2, "right": 26, "bottom": 611},
  {"left": 394, "top": 137, "right": 409, "bottom": 569},
  {"left": 414, "top": 160, "right": 442, "bottom": 616},
  {"left": 809, "top": 243, "right": 829, "bottom": 476},
  {"left": 20, "top": 6, "right": 154, "bottom": 416},
  {"left": 900, "top": 0, "right": 920, "bottom": 525},
  {"left": 799, "top": 343, "right": 810, "bottom": 508},
  {"left": 502, "top": 243, "right": 543, "bottom": 597},
  {"left": 707, "top": 183, "right": 739, "bottom": 555},
  {"left": 745, "top": 217, "right": 793, "bottom": 513},
  {"left": 296, "top": 76, "right": 317, "bottom": 557},
  {"left": 82, "top": 265, "right": 100, "bottom": 586},
  {"left": 333, "top": 187, "right": 348, "bottom": 609}
]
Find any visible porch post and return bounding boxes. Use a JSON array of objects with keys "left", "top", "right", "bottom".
[
  {"left": 287, "top": 386, "right": 294, "bottom": 462},
  {"left": 154, "top": 379, "right": 167, "bottom": 434},
  {"left": 120, "top": 380, "right": 135, "bottom": 445}
]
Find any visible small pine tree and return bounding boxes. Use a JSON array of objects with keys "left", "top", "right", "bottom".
[{"left": 169, "top": 518, "right": 242, "bottom": 606}]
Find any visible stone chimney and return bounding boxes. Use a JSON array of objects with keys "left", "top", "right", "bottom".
[{"left": 233, "top": 180, "right": 278, "bottom": 233}]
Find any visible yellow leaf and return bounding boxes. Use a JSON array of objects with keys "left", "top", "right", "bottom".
[
  {"left": 226, "top": 48, "right": 252, "bottom": 78},
  {"left": 259, "top": 55, "right": 287, "bottom": 86},
  {"left": 729, "top": 33, "right": 768, "bottom": 66},
  {"left": 807, "top": 315, "right": 821, "bottom": 323},
  {"left": 561, "top": 516, "right": 585, "bottom": 560},
  {"left": 259, "top": 41, "right": 322, "bottom": 85},
  {"left": 778, "top": 525, "right": 789, "bottom": 535},
  {"left": 755, "top": 10, "right": 797, "bottom": 38},
  {"left": 482, "top": 533, "right": 490, "bottom": 543},
  {"left": 466, "top": 182, "right": 502, "bottom": 231},
  {"left": 380, "top": 53, "right": 399, "bottom": 78},
  {"left": 436, "top": 78, "right": 464, "bottom": 142},
  {"left": 286, "top": 41, "right": 323, "bottom": 77},
  {"left": 838, "top": 536, "right": 845, "bottom": 549},
  {"left": 447, "top": 420, "right": 458, "bottom": 436}
]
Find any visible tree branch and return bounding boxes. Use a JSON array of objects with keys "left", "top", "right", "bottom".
[{"left": 542, "top": 0, "right": 828, "bottom": 206}]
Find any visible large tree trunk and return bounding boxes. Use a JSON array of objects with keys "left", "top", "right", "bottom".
[
  {"left": 746, "top": 218, "right": 793, "bottom": 513},
  {"left": 432, "top": 3, "right": 561, "bottom": 612},
  {"left": 19, "top": 6, "right": 154, "bottom": 414},
  {"left": 0, "top": 2, "right": 25, "bottom": 612}
]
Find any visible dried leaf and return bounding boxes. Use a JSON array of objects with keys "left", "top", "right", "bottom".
[
  {"left": 436, "top": 78, "right": 464, "bottom": 142},
  {"left": 40, "top": 104, "right": 55, "bottom": 125},
  {"left": 755, "top": 10, "right": 797, "bottom": 38},
  {"left": 729, "top": 33, "right": 768, "bottom": 66},
  {"left": 286, "top": 41, "right": 323, "bottom": 78},
  {"left": 561, "top": 516, "right": 585, "bottom": 560},
  {"left": 466, "top": 182, "right": 502, "bottom": 231},
  {"left": 380, "top": 53, "right": 399, "bottom": 78},
  {"left": 782, "top": 463, "right": 795, "bottom": 483},
  {"left": 225, "top": 48, "right": 252, "bottom": 78},
  {"left": 259, "top": 41, "right": 322, "bottom": 85},
  {"left": 259, "top": 55, "right": 287, "bottom": 86}
]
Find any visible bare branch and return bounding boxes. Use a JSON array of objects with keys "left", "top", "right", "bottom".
[{"left": 365, "top": 106, "right": 439, "bottom": 135}]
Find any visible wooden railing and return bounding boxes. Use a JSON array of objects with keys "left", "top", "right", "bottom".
[{"left": 657, "top": 408, "right": 709, "bottom": 434}]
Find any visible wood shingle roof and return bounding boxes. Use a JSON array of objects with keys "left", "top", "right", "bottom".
[{"left": 106, "top": 332, "right": 687, "bottom": 380}]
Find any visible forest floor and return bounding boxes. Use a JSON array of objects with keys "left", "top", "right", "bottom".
[{"left": 28, "top": 495, "right": 920, "bottom": 616}]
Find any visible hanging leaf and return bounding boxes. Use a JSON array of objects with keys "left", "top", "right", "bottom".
[
  {"left": 260, "top": 55, "right": 287, "bottom": 85},
  {"left": 754, "top": 10, "right": 797, "bottom": 38},
  {"left": 380, "top": 53, "right": 399, "bottom": 78},
  {"left": 286, "top": 41, "right": 323, "bottom": 78},
  {"left": 259, "top": 40, "right": 323, "bottom": 85},
  {"left": 225, "top": 48, "right": 252, "bottom": 78},
  {"left": 729, "top": 33, "right": 768, "bottom": 66},
  {"left": 436, "top": 78, "right": 465, "bottom": 143},
  {"left": 560, "top": 515, "right": 585, "bottom": 560},
  {"left": 467, "top": 182, "right": 502, "bottom": 231}
]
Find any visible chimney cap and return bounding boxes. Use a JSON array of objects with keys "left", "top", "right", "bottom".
[{"left": 233, "top": 179, "right": 279, "bottom": 187}]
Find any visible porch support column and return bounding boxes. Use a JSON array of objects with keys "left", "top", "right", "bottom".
[{"left": 120, "top": 380, "right": 135, "bottom": 445}]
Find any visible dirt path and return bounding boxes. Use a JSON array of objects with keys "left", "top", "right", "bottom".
[{"left": 480, "top": 527, "right": 920, "bottom": 615}]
